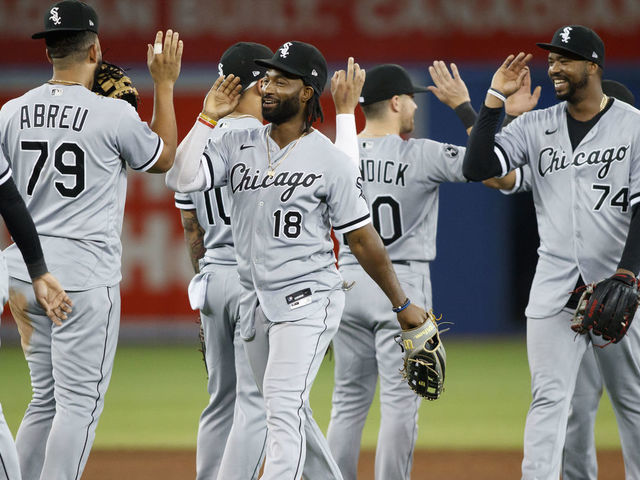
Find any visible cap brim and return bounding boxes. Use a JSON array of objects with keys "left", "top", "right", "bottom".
[
  {"left": 32, "top": 27, "right": 93, "bottom": 39},
  {"left": 536, "top": 42, "right": 590, "bottom": 61},
  {"left": 254, "top": 58, "right": 305, "bottom": 78},
  {"left": 412, "top": 85, "right": 430, "bottom": 94}
]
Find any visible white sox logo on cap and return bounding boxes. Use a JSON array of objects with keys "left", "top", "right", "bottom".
[
  {"left": 218, "top": 63, "right": 224, "bottom": 76},
  {"left": 50, "top": 7, "right": 62, "bottom": 25},
  {"left": 280, "top": 42, "right": 293, "bottom": 58},
  {"left": 560, "top": 26, "right": 572, "bottom": 43}
]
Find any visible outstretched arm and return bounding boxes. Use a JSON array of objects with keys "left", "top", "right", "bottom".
[
  {"left": 147, "top": 30, "right": 184, "bottom": 173},
  {"left": 428, "top": 61, "right": 476, "bottom": 134},
  {"left": 165, "top": 75, "right": 242, "bottom": 192},
  {"left": 332, "top": 57, "right": 365, "bottom": 164},
  {"left": 463, "top": 53, "right": 532, "bottom": 181},
  {"left": 346, "top": 224, "right": 427, "bottom": 330}
]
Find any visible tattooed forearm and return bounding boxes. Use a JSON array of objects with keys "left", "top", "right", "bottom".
[{"left": 181, "top": 210, "right": 205, "bottom": 273}]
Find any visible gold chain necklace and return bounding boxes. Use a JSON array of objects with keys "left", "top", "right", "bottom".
[
  {"left": 599, "top": 94, "right": 609, "bottom": 112},
  {"left": 48, "top": 79, "right": 83, "bottom": 86},
  {"left": 265, "top": 128, "right": 307, "bottom": 178}
]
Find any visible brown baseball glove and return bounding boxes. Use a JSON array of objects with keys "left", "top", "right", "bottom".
[{"left": 92, "top": 61, "right": 140, "bottom": 110}]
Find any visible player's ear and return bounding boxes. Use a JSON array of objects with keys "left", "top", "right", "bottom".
[
  {"left": 390, "top": 95, "right": 401, "bottom": 113},
  {"left": 300, "top": 85, "right": 314, "bottom": 103},
  {"left": 45, "top": 48, "right": 53, "bottom": 65}
]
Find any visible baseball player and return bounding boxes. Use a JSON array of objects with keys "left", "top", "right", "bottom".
[
  {"left": 463, "top": 26, "right": 640, "bottom": 479},
  {"left": 166, "top": 41, "right": 428, "bottom": 480},
  {"left": 0, "top": 1, "right": 182, "bottom": 478},
  {"left": 325, "top": 63, "right": 466, "bottom": 480},
  {"left": 432, "top": 64, "right": 636, "bottom": 479},
  {"left": 174, "top": 42, "right": 273, "bottom": 480},
  {"left": 0, "top": 140, "right": 71, "bottom": 480}
]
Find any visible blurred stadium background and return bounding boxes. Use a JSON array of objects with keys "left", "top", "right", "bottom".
[{"left": 0, "top": 0, "right": 638, "bottom": 476}]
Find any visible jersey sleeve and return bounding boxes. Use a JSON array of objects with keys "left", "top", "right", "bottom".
[
  {"left": 417, "top": 139, "right": 467, "bottom": 184},
  {"left": 200, "top": 132, "right": 234, "bottom": 190},
  {"left": 500, "top": 165, "right": 532, "bottom": 195},
  {"left": 494, "top": 112, "right": 532, "bottom": 171},
  {"left": 0, "top": 147, "right": 12, "bottom": 186},
  {"left": 326, "top": 150, "right": 371, "bottom": 235},
  {"left": 115, "top": 104, "right": 163, "bottom": 172},
  {"left": 174, "top": 192, "right": 196, "bottom": 210}
]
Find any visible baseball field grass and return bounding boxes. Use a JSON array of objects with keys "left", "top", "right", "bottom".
[{"left": 0, "top": 338, "right": 621, "bottom": 450}]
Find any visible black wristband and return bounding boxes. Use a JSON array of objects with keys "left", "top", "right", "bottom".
[
  {"left": 26, "top": 259, "right": 49, "bottom": 280},
  {"left": 454, "top": 102, "right": 477, "bottom": 130}
]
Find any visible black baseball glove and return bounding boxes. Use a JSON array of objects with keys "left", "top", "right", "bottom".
[
  {"left": 396, "top": 310, "right": 446, "bottom": 400},
  {"left": 92, "top": 61, "right": 140, "bottom": 110},
  {"left": 572, "top": 272, "right": 640, "bottom": 343}
]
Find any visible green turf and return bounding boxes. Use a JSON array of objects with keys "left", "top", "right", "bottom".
[{"left": 0, "top": 339, "right": 621, "bottom": 449}]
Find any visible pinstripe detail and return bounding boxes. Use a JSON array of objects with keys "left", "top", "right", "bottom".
[
  {"left": 250, "top": 430, "right": 268, "bottom": 479},
  {"left": 494, "top": 143, "right": 510, "bottom": 177},
  {"left": 293, "top": 298, "right": 331, "bottom": 479},
  {"left": 333, "top": 213, "right": 370, "bottom": 232},
  {"left": 74, "top": 287, "right": 113, "bottom": 480},
  {"left": 203, "top": 152, "right": 215, "bottom": 190},
  {"left": 0, "top": 165, "right": 12, "bottom": 186},
  {"left": 132, "top": 137, "right": 163, "bottom": 171},
  {"left": 0, "top": 450, "right": 9, "bottom": 478}
]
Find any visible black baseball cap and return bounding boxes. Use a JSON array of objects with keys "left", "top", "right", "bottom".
[
  {"left": 255, "top": 41, "right": 327, "bottom": 96},
  {"left": 32, "top": 0, "right": 98, "bottom": 39},
  {"left": 218, "top": 42, "right": 274, "bottom": 91},
  {"left": 537, "top": 25, "right": 604, "bottom": 67},
  {"left": 359, "top": 64, "right": 429, "bottom": 106}
]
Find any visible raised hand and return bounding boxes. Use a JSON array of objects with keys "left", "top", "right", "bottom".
[
  {"left": 32, "top": 272, "right": 73, "bottom": 326},
  {"left": 147, "top": 30, "right": 184, "bottom": 86},
  {"left": 331, "top": 57, "right": 366, "bottom": 115},
  {"left": 427, "top": 61, "right": 470, "bottom": 109},
  {"left": 490, "top": 52, "right": 533, "bottom": 98},
  {"left": 202, "top": 75, "right": 243, "bottom": 121},
  {"left": 505, "top": 67, "right": 541, "bottom": 116}
]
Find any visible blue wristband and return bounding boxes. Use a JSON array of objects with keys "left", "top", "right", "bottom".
[{"left": 392, "top": 298, "right": 411, "bottom": 313}]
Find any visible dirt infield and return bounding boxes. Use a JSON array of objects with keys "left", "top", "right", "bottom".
[{"left": 82, "top": 448, "right": 625, "bottom": 479}]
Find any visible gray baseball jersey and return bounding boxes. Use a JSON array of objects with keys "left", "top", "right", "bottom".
[
  {"left": 338, "top": 135, "right": 466, "bottom": 266},
  {"left": 201, "top": 125, "right": 370, "bottom": 322},
  {"left": 174, "top": 116, "right": 262, "bottom": 266},
  {"left": 0, "top": 83, "right": 162, "bottom": 290},
  {"left": 495, "top": 99, "right": 640, "bottom": 318}
]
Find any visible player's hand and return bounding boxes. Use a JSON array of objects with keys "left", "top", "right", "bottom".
[
  {"left": 505, "top": 67, "right": 541, "bottom": 116},
  {"left": 32, "top": 272, "right": 73, "bottom": 326},
  {"left": 147, "top": 30, "right": 183, "bottom": 87},
  {"left": 490, "top": 52, "right": 533, "bottom": 98},
  {"left": 202, "top": 75, "right": 243, "bottom": 121},
  {"left": 397, "top": 303, "right": 428, "bottom": 330},
  {"left": 427, "top": 61, "right": 470, "bottom": 109},
  {"left": 331, "top": 57, "right": 366, "bottom": 115}
]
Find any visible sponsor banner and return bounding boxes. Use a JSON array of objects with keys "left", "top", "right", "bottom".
[{"left": 1, "top": 0, "right": 639, "bottom": 63}]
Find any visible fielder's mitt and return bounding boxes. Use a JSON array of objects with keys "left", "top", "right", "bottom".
[
  {"left": 571, "top": 272, "right": 640, "bottom": 344},
  {"left": 92, "top": 61, "right": 140, "bottom": 110},
  {"left": 397, "top": 310, "right": 446, "bottom": 400}
]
